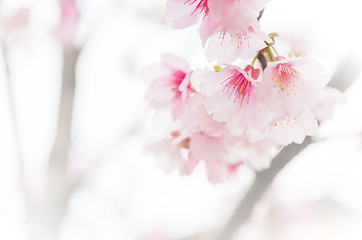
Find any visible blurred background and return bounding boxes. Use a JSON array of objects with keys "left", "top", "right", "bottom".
[{"left": 0, "top": 0, "right": 362, "bottom": 239}]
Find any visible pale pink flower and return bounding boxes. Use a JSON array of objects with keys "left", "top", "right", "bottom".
[
  {"left": 259, "top": 56, "right": 330, "bottom": 116},
  {"left": 166, "top": 0, "right": 210, "bottom": 29},
  {"left": 250, "top": 109, "right": 319, "bottom": 145},
  {"left": 205, "top": 159, "right": 242, "bottom": 183},
  {"left": 271, "top": 110, "right": 318, "bottom": 145},
  {"left": 232, "top": 136, "right": 278, "bottom": 170},
  {"left": 149, "top": 121, "right": 230, "bottom": 177},
  {"left": 313, "top": 86, "right": 345, "bottom": 122},
  {"left": 143, "top": 53, "right": 194, "bottom": 120},
  {"left": 194, "top": 65, "right": 268, "bottom": 133},
  {"left": 0, "top": 7, "right": 30, "bottom": 42},
  {"left": 204, "top": 22, "right": 269, "bottom": 63},
  {"left": 55, "top": 0, "right": 79, "bottom": 49},
  {"left": 148, "top": 132, "right": 198, "bottom": 175},
  {"left": 181, "top": 93, "right": 229, "bottom": 137},
  {"left": 207, "top": 0, "right": 268, "bottom": 33},
  {"left": 166, "top": 0, "right": 271, "bottom": 63},
  {"left": 181, "top": 124, "right": 229, "bottom": 161}
]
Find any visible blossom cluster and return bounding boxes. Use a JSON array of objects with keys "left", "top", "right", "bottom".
[{"left": 144, "top": 0, "right": 341, "bottom": 182}]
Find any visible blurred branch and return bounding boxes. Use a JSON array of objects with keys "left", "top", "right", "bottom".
[
  {"left": 211, "top": 53, "right": 362, "bottom": 240},
  {"left": 40, "top": 48, "right": 80, "bottom": 237},
  {"left": 327, "top": 53, "right": 361, "bottom": 92}
]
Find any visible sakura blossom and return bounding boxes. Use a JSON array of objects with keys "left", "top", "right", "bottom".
[
  {"left": 259, "top": 56, "right": 330, "bottom": 116},
  {"left": 166, "top": 0, "right": 271, "bottom": 63},
  {"left": 194, "top": 64, "right": 268, "bottom": 134},
  {"left": 143, "top": 53, "right": 194, "bottom": 120},
  {"left": 55, "top": 0, "right": 79, "bottom": 48},
  {"left": 250, "top": 110, "right": 319, "bottom": 145},
  {"left": 204, "top": 23, "right": 270, "bottom": 63},
  {"left": 146, "top": 0, "right": 342, "bottom": 183},
  {"left": 313, "top": 86, "right": 345, "bottom": 122},
  {"left": 166, "top": 0, "right": 210, "bottom": 29},
  {"left": 0, "top": 7, "right": 29, "bottom": 43}
]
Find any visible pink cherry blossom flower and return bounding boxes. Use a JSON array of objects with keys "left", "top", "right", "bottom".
[
  {"left": 181, "top": 93, "right": 229, "bottom": 137},
  {"left": 194, "top": 65, "right": 268, "bottom": 133},
  {"left": 143, "top": 53, "right": 194, "bottom": 120},
  {"left": 313, "top": 86, "right": 345, "bottom": 122},
  {"left": 166, "top": 0, "right": 210, "bottom": 29},
  {"left": 207, "top": 0, "right": 267, "bottom": 34},
  {"left": 204, "top": 22, "right": 269, "bottom": 63},
  {"left": 148, "top": 132, "right": 198, "bottom": 175},
  {"left": 166, "top": 0, "right": 271, "bottom": 63},
  {"left": 250, "top": 109, "right": 318, "bottom": 145},
  {"left": 271, "top": 110, "right": 318, "bottom": 145},
  {"left": 55, "top": 0, "right": 79, "bottom": 49},
  {"left": 259, "top": 56, "right": 330, "bottom": 116},
  {"left": 205, "top": 159, "right": 242, "bottom": 183},
  {"left": 233, "top": 136, "right": 279, "bottom": 170},
  {"left": 0, "top": 7, "right": 30, "bottom": 43}
]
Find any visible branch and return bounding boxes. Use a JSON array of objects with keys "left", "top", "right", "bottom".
[{"left": 41, "top": 48, "right": 79, "bottom": 235}]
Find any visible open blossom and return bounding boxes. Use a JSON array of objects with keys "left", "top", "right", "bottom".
[
  {"left": 0, "top": 7, "right": 30, "bottom": 43},
  {"left": 259, "top": 56, "right": 330, "bottom": 115},
  {"left": 313, "top": 86, "right": 345, "bottom": 122},
  {"left": 148, "top": 133, "right": 198, "bottom": 175},
  {"left": 149, "top": 93, "right": 248, "bottom": 182},
  {"left": 207, "top": 0, "right": 268, "bottom": 33},
  {"left": 166, "top": 0, "right": 271, "bottom": 63},
  {"left": 56, "top": 0, "right": 79, "bottom": 48},
  {"left": 166, "top": 0, "right": 210, "bottom": 29},
  {"left": 247, "top": 108, "right": 319, "bottom": 145},
  {"left": 205, "top": 159, "right": 243, "bottom": 183},
  {"left": 143, "top": 53, "right": 194, "bottom": 120},
  {"left": 147, "top": 0, "right": 337, "bottom": 182},
  {"left": 194, "top": 65, "right": 268, "bottom": 134},
  {"left": 231, "top": 136, "right": 279, "bottom": 170},
  {"left": 181, "top": 93, "right": 229, "bottom": 136},
  {"left": 149, "top": 124, "right": 232, "bottom": 181},
  {"left": 205, "top": 24, "right": 269, "bottom": 63}
]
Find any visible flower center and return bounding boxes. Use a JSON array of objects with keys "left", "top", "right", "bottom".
[
  {"left": 185, "top": 0, "right": 209, "bottom": 18},
  {"left": 272, "top": 62, "right": 297, "bottom": 94},
  {"left": 172, "top": 70, "right": 186, "bottom": 87},
  {"left": 219, "top": 29, "right": 251, "bottom": 49},
  {"left": 221, "top": 70, "right": 254, "bottom": 106}
]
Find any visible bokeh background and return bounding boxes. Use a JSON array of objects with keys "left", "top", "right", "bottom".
[{"left": 1, "top": 0, "right": 362, "bottom": 239}]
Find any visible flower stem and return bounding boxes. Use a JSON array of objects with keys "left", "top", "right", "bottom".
[
  {"left": 251, "top": 51, "right": 260, "bottom": 66},
  {"left": 269, "top": 43, "right": 280, "bottom": 56}
]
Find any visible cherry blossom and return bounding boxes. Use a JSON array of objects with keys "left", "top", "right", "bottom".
[
  {"left": 313, "top": 86, "right": 345, "bottom": 122},
  {"left": 166, "top": 0, "right": 271, "bottom": 63},
  {"left": 260, "top": 56, "right": 330, "bottom": 115},
  {"left": 55, "top": 0, "right": 79, "bottom": 49},
  {"left": 166, "top": 0, "right": 210, "bottom": 29},
  {"left": 263, "top": 110, "right": 319, "bottom": 145},
  {"left": 145, "top": 0, "right": 341, "bottom": 183},
  {"left": 204, "top": 22, "right": 270, "bottom": 63},
  {"left": 143, "top": 53, "right": 194, "bottom": 120},
  {"left": 194, "top": 65, "right": 268, "bottom": 133}
]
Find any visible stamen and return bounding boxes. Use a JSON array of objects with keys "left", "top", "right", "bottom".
[
  {"left": 221, "top": 70, "right": 254, "bottom": 106},
  {"left": 185, "top": 0, "right": 209, "bottom": 19}
]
